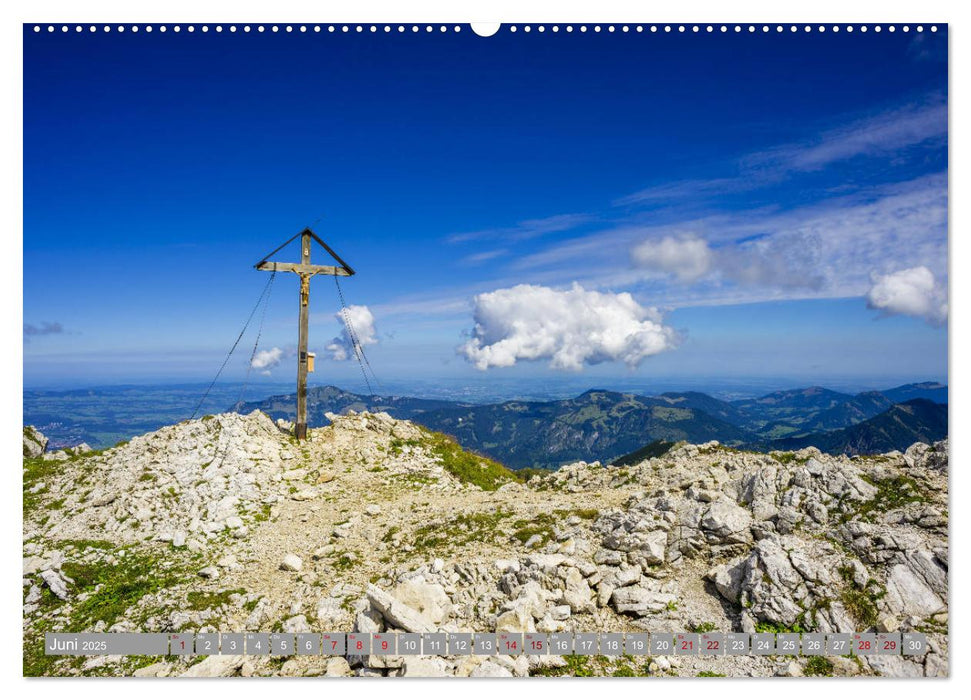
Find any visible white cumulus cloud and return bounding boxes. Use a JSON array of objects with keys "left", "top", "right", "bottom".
[
  {"left": 866, "top": 266, "right": 947, "bottom": 326},
  {"left": 630, "top": 235, "right": 713, "bottom": 282},
  {"left": 327, "top": 305, "right": 378, "bottom": 361},
  {"left": 251, "top": 347, "right": 287, "bottom": 375},
  {"left": 460, "top": 283, "right": 679, "bottom": 371}
]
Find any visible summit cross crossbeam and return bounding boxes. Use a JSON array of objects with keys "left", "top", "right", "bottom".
[{"left": 255, "top": 228, "right": 355, "bottom": 440}]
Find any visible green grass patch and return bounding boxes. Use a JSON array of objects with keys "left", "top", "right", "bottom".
[
  {"left": 60, "top": 539, "right": 115, "bottom": 551},
  {"left": 698, "top": 444, "right": 758, "bottom": 456},
  {"left": 556, "top": 507, "right": 600, "bottom": 520},
  {"left": 253, "top": 503, "right": 273, "bottom": 522},
  {"left": 186, "top": 588, "right": 247, "bottom": 611},
  {"left": 531, "top": 654, "right": 595, "bottom": 677},
  {"left": 860, "top": 475, "right": 926, "bottom": 513},
  {"left": 23, "top": 457, "right": 59, "bottom": 486},
  {"left": 67, "top": 448, "right": 106, "bottom": 462},
  {"left": 804, "top": 656, "right": 834, "bottom": 676},
  {"left": 389, "top": 437, "right": 421, "bottom": 456},
  {"left": 64, "top": 549, "right": 183, "bottom": 629},
  {"left": 512, "top": 512, "right": 557, "bottom": 547},
  {"left": 330, "top": 551, "right": 359, "bottom": 571},
  {"left": 422, "top": 430, "right": 516, "bottom": 491},
  {"left": 412, "top": 509, "right": 513, "bottom": 553},
  {"left": 841, "top": 475, "right": 927, "bottom": 523},
  {"left": 837, "top": 565, "right": 885, "bottom": 628},
  {"left": 394, "top": 473, "right": 438, "bottom": 488},
  {"left": 532, "top": 654, "right": 650, "bottom": 678},
  {"left": 755, "top": 620, "right": 807, "bottom": 634},
  {"left": 23, "top": 457, "right": 64, "bottom": 519},
  {"left": 24, "top": 545, "right": 186, "bottom": 676},
  {"left": 23, "top": 607, "right": 62, "bottom": 676},
  {"left": 773, "top": 451, "right": 810, "bottom": 465},
  {"left": 23, "top": 457, "right": 61, "bottom": 514},
  {"left": 514, "top": 467, "right": 555, "bottom": 483}
]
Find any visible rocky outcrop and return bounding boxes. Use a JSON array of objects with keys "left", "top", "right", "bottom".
[
  {"left": 904, "top": 440, "right": 948, "bottom": 471},
  {"left": 23, "top": 425, "right": 48, "bottom": 458},
  {"left": 22, "top": 414, "right": 948, "bottom": 678}
]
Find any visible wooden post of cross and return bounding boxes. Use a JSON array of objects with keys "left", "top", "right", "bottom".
[{"left": 255, "top": 228, "right": 355, "bottom": 440}]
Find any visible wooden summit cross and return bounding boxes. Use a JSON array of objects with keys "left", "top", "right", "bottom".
[{"left": 255, "top": 228, "right": 355, "bottom": 440}]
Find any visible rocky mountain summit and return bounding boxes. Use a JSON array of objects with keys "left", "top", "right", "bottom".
[{"left": 23, "top": 411, "right": 948, "bottom": 677}]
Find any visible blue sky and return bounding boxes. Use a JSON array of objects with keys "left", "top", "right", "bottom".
[{"left": 23, "top": 25, "right": 948, "bottom": 393}]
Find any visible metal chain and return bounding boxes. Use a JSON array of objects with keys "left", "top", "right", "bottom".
[
  {"left": 334, "top": 274, "right": 379, "bottom": 395},
  {"left": 190, "top": 271, "right": 277, "bottom": 421},
  {"left": 337, "top": 275, "right": 378, "bottom": 385},
  {"left": 236, "top": 270, "right": 277, "bottom": 410}
]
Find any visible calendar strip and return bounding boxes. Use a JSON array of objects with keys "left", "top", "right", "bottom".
[{"left": 45, "top": 631, "right": 926, "bottom": 657}]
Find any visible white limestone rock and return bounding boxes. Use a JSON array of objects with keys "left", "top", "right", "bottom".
[{"left": 280, "top": 554, "right": 303, "bottom": 572}]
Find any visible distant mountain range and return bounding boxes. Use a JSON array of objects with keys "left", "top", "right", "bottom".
[
  {"left": 410, "top": 390, "right": 752, "bottom": 471},
  {"left": 755, "top": 399, "right": 948, "bottom": 457},
  {"left": 235, "top": 382, "right": 948, "bottom": 470},
  {"left": 235, "top": 385, "right": 463, "bottom": 425}
]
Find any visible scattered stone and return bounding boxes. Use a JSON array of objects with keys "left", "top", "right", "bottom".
[
  {"left": 397, "top": 657, "right": 450, "bottom": 677},
  {"left": 392, "top": 579, "right": 452, "bottom": 624},
  {"left": 23, "top": 556, "right": 47, "bottom": 576},
  {"left": 132, "top": 661, "right": 171, "bottom": 677},
  {"left": 19, "top": 410, "right": 949, "bottom": 679},
  {"left": 877, "top": 616, "right": 899, "bottom": 633},
  {"left": 180, "top": 655, "right": 245, "bottom": 677},
  {"left": 366, "top": 584, "right": 436, "bottom": 633},
  {"left": 325, "top": 657, "right": 353, "bottom": 677},
  {"left": 280, "top": 554, "right": 303, "bottom": 572},
  {"left": 470, "top": 661, "right": 514, "bottom": 677},
  {"left": 40, "top": 569, "right": 69, "bottom": 600},
  {"left": 313, "top": 545, "right": 336, "bottom": 559},
  {"left": 610, "top": 586, "right": 676, "bottom": 616}
]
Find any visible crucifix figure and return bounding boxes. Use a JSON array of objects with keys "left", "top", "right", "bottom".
[{"left": 255, "top": 228, "right": 355, "bottom": 440}]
